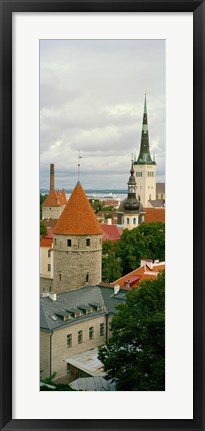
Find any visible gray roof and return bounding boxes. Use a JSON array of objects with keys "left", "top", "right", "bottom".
[
  {"left": 148, "top": 199, "right": 165, "bottom": 208},
  {"left": 40, "top": 285, "right": 127, "bottom": 331},
  {"left": 69, "top": 376, "right": 116, "bottom": 391},
  {"left": 156, "top": 183, "right": 165, "bottom": 194}
]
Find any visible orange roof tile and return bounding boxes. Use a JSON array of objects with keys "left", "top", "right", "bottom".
[
  {"left": 53, "top": 182, "right": 103, "bottom": 236},
  {"left": 111, "top": 262, "right": 165, "bottom": 289},
  {"left": 40, "top": 238, "right": 53, "bottom": 247},
  {"left": 43, "top": 188, "right": 61, "bottom": 207},
  {"left": 144, "top": 208, "right": 165, "bottom": 223},
  {"left": 61, "top": 188, "right": 67, "bottom": 205}
]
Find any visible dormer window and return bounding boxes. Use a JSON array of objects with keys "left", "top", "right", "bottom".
[{"left": 86, "top": 238, "right": 90, "bottom": 247}]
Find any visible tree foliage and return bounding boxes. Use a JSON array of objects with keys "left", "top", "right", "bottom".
[
  {"left": 102, "top": 240, "right": 122, "bottom": 283},
  {"left": 98, "top": 271, "right": 165, "bottom": 391},
  {"left": 40, "top": 220, "right": 48, "bottom": 238},
  {"left": 40, "top": 193, "right": 47, "bottom": 219},
  {"left": 116, "top": 222, "right": 165, "bottom": 275},
  {"left": 40, "top": 371, "right": 74, "bottom": 391}
]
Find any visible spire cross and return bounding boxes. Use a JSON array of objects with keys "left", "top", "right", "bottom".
[{"left": 78, "top": 150, "right": 82, "bottom": 181}]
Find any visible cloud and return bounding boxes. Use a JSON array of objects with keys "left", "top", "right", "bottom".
[{"left": 40, "top": 40, "right": 165, "bottom": 189}]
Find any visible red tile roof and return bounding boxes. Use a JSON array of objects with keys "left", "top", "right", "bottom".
[
  {"left": 60, "top": 188, "right": 67, "bottom": 205},
  {"left": 40, "top": 238, "right": 53, "bottom": 247},
  {"left": 144, "top": 208, "right": 165, "bottom": 223},
  {"left": 53, "top": 182, "right": 103, "bottom": 236},
  {"left": 100, "top": 224, "right": 123, "bottom": 242},
  {"left": 111, "top": 262, "right": 165, "bottom": 289},
  {"left": 43, "top": 188, "right": 61, "bottom": 207}
]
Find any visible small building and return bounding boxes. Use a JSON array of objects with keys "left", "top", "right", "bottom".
[{"left": 40, "top": 284, "right": 127, "bottom": 380}]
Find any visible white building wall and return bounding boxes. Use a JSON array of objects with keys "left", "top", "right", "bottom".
[
  {"left": 133, "top": 164, "right": 156, "bottom": 207},
  {"left": 123, "top": 214, "right": 140, "bottom": 230}
]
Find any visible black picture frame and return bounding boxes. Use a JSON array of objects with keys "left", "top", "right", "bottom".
[{"left": 0, "top": 0, "right": 204, "bottom": 430}]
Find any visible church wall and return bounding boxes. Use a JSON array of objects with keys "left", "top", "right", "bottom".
[
  {"left": 53, "top": 234, "right": 102, "bottom": 293},
  {"left": 133, "top": 164, "right": 156, "bottom": 207}
]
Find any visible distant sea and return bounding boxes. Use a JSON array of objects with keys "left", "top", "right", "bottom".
[{"left": 40, "top": 189, "right": 127, "bottom": 202}]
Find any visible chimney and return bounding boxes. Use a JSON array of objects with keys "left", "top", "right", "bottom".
[
  {"left": 49, "top": 292, "right": 57, "bottom": 301},
  {"left": 50, "top": 163, "right": 54, "bottom": 191},
  {"left": 114, "top": 284, "right": 120, "bottom": 295}
]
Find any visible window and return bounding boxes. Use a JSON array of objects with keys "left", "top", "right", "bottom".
[
  {"left": 133, "top": 218, "right": 136, "bottom": 225},
  {"left": 78, "top": 330, "right": 83, "bottom": 344},
  {"left": 161, "top": 194, "right": 163, "bottom": 199},
  {"left": 86, "top": 238, "right": 90, "bottom": 246},
  {"left": 60, "top": 241, "right": 62, "bottom": 249},
  {"left": 100, "top": 323, "right": 105, "bottom": 336},
  {"left": 48, "top": 250, "right": 51, "bottom": 258},
  {"left": 149, "top": 195, "right": 151, "bottom": 200},
  {"left": 86, "top": 272, "right": 89, "bottom": 283},
  {"left": 127, "top": 218, "right": 129, "bottom": 225},
  {"left": 59, "top": 273, "right": 61, "bottom": 281},
  {"left": 55, "top": 239, "right": 57, "bottom": 245},
  {"left": 67, "top": 334, "right": 72, "bottom": 348},
  {"left": 67, "top": 239, "right": 72, "bottom": 247},
  {"left": 89, "top": 327, "right": 94, "bottom": 340},
  {"left": 48, "top": 264, "right": 51, "bottom": 272}
]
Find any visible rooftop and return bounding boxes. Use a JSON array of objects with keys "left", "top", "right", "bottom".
[
  {"left": 65, "top": 348, "right": 105, "bottom": 377},
  {"left": 53, "top": 182, "right": 103, "bottom": 236},
  {"left": 43, "top": 188, "right": 61, "bottom": 207}
]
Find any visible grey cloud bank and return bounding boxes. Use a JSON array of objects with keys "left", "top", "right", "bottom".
[{"left": 40, "top": 39, "right": 165, "bottom": 190}]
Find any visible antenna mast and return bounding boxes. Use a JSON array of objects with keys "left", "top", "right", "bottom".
[{"left": 78, "top": 150, "right": 82, "bottom": 181}]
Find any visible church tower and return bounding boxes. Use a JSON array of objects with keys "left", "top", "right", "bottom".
[
  {"left": 133, "top": 94, "right": 156, "bottom": 207},
  {"left": 118, "top": 161, "right": 144, "bottom": 229},
  {"left": 53, "top": 181, "right": 103, "bottom": 293}
]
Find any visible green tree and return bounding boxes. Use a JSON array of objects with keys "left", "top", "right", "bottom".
[
  {"left": 40, "top": 220, "right": 48, "bottom": 238},
  {"left": 116, "top": 222, "right": 165, "bottom": 275},
  {"left": 98, "top": 271, "right": 165, "bottom": 391},
  {"left": 102, "top": 240, "right": 122, "bottom": 283},
  {"left": 40, "top": 371, "right": 74, "bottom": 391},
  {"left": 40, "top": 193, "right": 47, "bottom": 219}
]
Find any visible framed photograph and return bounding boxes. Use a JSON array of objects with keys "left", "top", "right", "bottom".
[{"left": 0, "top": 0, "right": 204, "bottom": 430}]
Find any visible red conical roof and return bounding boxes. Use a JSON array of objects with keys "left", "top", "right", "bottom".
[
  {"left": 53, "top": 182, "right": 103, "bottom": 235},
  {"left": 61, "top": 188, "right": 67, "bottom": 205},
  {"left": 43, "top": 188, "right": 61, "bottom": 207}
]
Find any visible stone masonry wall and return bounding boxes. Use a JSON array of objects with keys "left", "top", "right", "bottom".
[
  {"left": 40, "top": 277, "right": 53, "bottom": 295},
  {"left": 53, "top": 234, "right": 102, "bottom": 293},
  {"left": 42, "top": 206, "right": 63, "bottom": 220}
]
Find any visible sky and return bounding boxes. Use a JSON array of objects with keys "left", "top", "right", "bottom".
[{"left": 40, "top": 39, "right": 165, "bottom": 190}]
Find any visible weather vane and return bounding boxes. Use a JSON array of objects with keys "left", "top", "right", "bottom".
[{"left": 78, "top": 150, "right": 82, "bottom": 181}]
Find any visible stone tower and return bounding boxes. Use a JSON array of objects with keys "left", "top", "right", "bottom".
[
  {"left": 42, "top": 164, "right": 67, "bottom": 220},
  {"left": 117, "top": 161, "right": 144, "bottom": 229},
  {"left": 53, "top": 181, "right": 103, "bottom": 293},
  {"left": 133, "top": 94, "right": 156, "bottom": 207}
]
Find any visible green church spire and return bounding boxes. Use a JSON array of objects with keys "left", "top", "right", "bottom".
[{"left": 135, "top": 93, "right": 155, "bottom": 165}]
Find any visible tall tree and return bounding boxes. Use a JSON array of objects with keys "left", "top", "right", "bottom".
[
  {"left": 116, "top": 222, "right": 165, "bottom": 275},
  {"left": 102, "top": 240, "right": 122, "bottom": 283},
  {"left": 40, "top": 220, "right": 48, "bottom": 238},
  {"left": 98, "top": 271, "right": 165, "bottom": 391}
]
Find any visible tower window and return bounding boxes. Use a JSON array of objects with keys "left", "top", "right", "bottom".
[
  {"left": 55, "top": 239, "right": 57, "bottom": 245},
  {"left": 86, "top": 238, "right": 90, "bottom": 247},
  {"left": 48, "top": 250, "right": 51, "bottom": 258},
  {"left": 133, "top": 218, "right": 136, "bottom": 225},
  {"left": 86, "top": 272, "right": 89, "bottom": 283},
  {"left": 127, "top": 218, "right": 129, "bottom": 225},
  {"left": 59, "top": 273, "right": 61, "bottom": 281},
  {"left": 78, "top": 330, "right": 83, "bottom": 344},
  {"left": 60, "top": 241, "right": 62, "bottom": 249},
  {"left": 67, "top": 239, "right": 72, "bottom": 247},
  {"left": 149, "top": 195, "right": 151, "bottom": 200},
  {"left": 48, "top": 264, "right": 51, "bottom": 272}
]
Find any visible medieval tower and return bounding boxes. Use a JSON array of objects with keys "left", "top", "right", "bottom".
[
  {"left": 52, "top": 181, "right": 103, "bottom": 293},
  {"left": 133, "top": 94, "right": 156, "bottom": 207}
]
